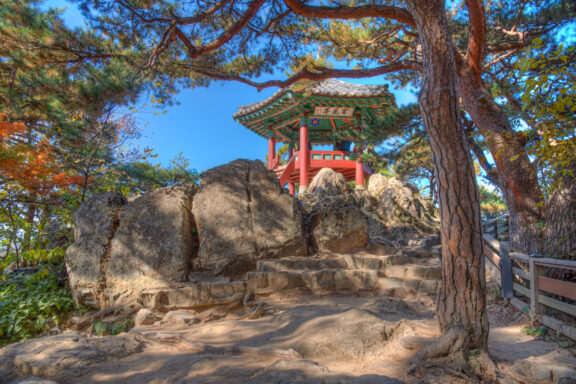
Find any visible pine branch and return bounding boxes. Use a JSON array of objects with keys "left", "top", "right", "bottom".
[{"left": 191, "top": 61, "right": 422, "bottom": 91}]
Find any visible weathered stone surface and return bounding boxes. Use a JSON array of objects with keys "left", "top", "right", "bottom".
[
  {"left": 107, "top": 184, "right": 197, "bottom": 296},
  {"left": 307, "top": 196, "right": 368, "bottom": 253},
  {"left": 65, "top": 193, "right": 127, "bottom": 308},
  {"left": 257, "top": 258, "right": 347, "bottom": 272},
  {"left": 164, "top": 311, "right": 200, "bottom": 325},
  {"left": 247, "top": 359, "right": 329, "bottom": 384},
  {"left": 9, "top": 378, "right": 59, "bottom": 384},
  {"left": 307, "top": 168, "right": 352, "bottom": 197},
  {"left": 507, "top": 350, "right": 576, "bottom": 384},
  {"left": 288, "top": 309, "right": 418, "bottom": 362},
  {"left": 0, "top": 332, "right": 143, "bottom": 384},
  {"left": 192, "top": 160, "right": 306, "bottom": 276},
  {"left": 133, "top": 308, "right": 156, "bottom": 327},
  {"left": 139, "top": 281, "right": 246, "bottom": 311},
  {"left": 367, "top": 174, "right": 437, "bottom": 233},
  {"left": 65, "top": 185, "right": 198, "bottom": 309},
  {"left": 301, "top": 270, "right": 336, "bottom": 294}
]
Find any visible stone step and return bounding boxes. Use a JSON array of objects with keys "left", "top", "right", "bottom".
[
  {"left": 139, "top": 280, "right": 246, "bottom": 311},
  {"left": 401, "top": 248, "right": 440, "bottom": 259},
  {"left": 246, "top": 270, "right": 440, "bottom": 297},
  {"left": 257, "top": 258, "right": 348, "bottom": 272},
  {"left": 384, "top": 253, "right": 440, "bottom": 266},
  {"left": 380, "top": 263, "right": 442, "bottom": 280},
  {"left": 258, "top": 255, "right": 441, "bottom": 280}
]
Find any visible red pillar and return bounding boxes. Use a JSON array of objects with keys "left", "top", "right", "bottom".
[
  {"left": 289, "top": 182, "right": 295, "bottom": 196},
  {"left": 299, "top": 120, "right": 309, "bottom": 193},
  {"left": 267, "top": 137, "right": 276, "bottom": 169},
  {"left": 355, "top": 160, "right": 364, "bottom": 189}
]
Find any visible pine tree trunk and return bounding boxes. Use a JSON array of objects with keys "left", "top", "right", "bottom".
[
  {"left": 457, "top": 63, "right": 543, "bottom": 254},
  {"left": 404, "top": 0, "right": 487, "bottom": 356},
  {"left": 543, "top": 162, "right": 576, "bottom": 258}
]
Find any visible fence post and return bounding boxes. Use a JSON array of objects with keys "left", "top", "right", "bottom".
[
  {"left": 529, "top": 253, "right": 544, "bottom": 322},
  {"left": 494, "top": 217, "right": 499, "bottom": 240},
  {"left": 500, "top": 241, "right": 513, "bottom": 301}
]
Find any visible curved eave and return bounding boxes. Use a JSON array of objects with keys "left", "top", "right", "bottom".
[{"left": 234, "top": 80, "right": 396, "bottom": 140}]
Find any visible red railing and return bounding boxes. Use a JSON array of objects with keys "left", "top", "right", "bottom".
[{"left": 278, "top": 156, "right": 296, "bottom": 186}]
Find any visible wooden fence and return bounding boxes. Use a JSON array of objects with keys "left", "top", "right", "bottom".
[{"left": 482, "top": 214, "right": 576, "bottom": 340}]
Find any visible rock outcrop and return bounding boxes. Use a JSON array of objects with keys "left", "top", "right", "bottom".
[
  {"left": 307, "top": 168, "right": 352, "bottom": 197},
  {"left": 192, "top": 160, "right": 306, "bottom": 277},
  {"left": 65, "top": 193, "right": 127, "bottom": 308},
  {"left": 306, "top": 195, "right": 368, "bottom": 252},
  {"left": 65, "top": 185, "right": 197, "bottom": 308},
  {"left": 367, "top": 174, "right": 437, "bottom": 234},
  {"left": 107, "top": 184, "right": 197, "bottom": 296},
  {"left": 64, "top": 162, "right": 437, "bottom": 312},
  {"left": 0, "top": 332, "right": 143, "bottom": 383},
  {"left": 301, "top": 169, "right": 438, "bottom": 249},
  {"left": 302, "top": 169, "right": 368, "bottom": 253}
]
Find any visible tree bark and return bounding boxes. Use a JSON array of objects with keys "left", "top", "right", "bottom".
[
  {"left": 543, "top": 162, "right": 576, "bottom": 258},
  {"left": 457, "top": 60, "right": 543, "bottom": 254},
  {"left": 404, "top": 0, "right": 487, "bottom": 357}
]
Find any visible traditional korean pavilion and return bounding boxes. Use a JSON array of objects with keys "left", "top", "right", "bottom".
[{"left": 233, "top": 79, "right": 396, "bottom": 195}]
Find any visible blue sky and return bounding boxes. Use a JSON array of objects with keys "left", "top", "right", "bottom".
[{"left": 48, "top": 1, "right": 417, "bottom": 172}]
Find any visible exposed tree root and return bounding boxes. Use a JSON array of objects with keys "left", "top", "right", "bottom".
[
  {"left": 406, "top": 362, "right": 479, "bottom": 383},
  {"left": 402, "top": 328, "right": 499, "bottom": 383},
  {"left": 415, "top": 328, "right": 470, "bottom": 366}
]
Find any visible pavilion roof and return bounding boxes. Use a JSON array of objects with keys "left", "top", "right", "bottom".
[
  {"left": 234, "top": 79, "right": 392, "bottom": 118},
  {"left": 233, "top": 79, "right": 396, "bottom": 144}
]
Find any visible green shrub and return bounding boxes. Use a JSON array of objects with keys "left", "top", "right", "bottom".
[
  {"left": 521, "top": 325, "right": 548, "bottom": 337},
  {"left": 93, "top": 318, "right": 132, "bottom": 336},
  {"left": 0, "top": 266, "right": 74, "bottom": 345}
]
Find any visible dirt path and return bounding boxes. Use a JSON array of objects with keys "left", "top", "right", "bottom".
[{"left": 66, "top": 293, "right": 571, "bottom": 384}]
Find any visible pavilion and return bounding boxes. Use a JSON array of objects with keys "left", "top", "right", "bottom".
[{"left": 233, "top": 79, "right": 396, "bottom": 195}]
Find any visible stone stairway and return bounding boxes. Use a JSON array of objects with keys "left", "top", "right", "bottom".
[
  {"left": 246, "top": 245, "right": 442, "bottom": 300},
  {"left": 138, "top": 243, "right": 443, "bottom": 312}
]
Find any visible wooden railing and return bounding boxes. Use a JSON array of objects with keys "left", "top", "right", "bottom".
[
  {"left": 482, "top": 214, "right": 576, "bottom": 340},
  {"left": 483, "top": 213, "right": 509, "bottom": 241}
]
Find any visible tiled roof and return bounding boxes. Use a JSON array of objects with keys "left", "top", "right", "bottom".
[{"left": 234, "top": 79, "right": 390, "bottom": 118}]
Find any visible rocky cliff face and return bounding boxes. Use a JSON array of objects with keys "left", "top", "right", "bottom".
[{"left": 65, "top": 162, "right": 437, "bottom": 309}]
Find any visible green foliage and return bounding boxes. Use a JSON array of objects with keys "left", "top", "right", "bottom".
[
  {"left": 367, "top": 105, "right": 436, "bottom": 200},
  {"left": 479, "top": 186, "right": 508, "bottom": 217},
  {"left": 488, "top": 287, "right": 503, "bottom": 301},
  {"left": 93, "top": 318, "right": 132, "bottom": 336},
  {"left": 0, "top": 266, "right": 74, "bottom": 345},
  {"left": 521, "top": 304, "right": 531, "bottom": 314},
  {"left": 521, "top": 325, "right": 549, "bottom": 338},
  {"left": 515, "top": 40, "right": 576, "bottom": 196},
  {"left": 92, "top": 153, "right": 199, "bottom": 196}
]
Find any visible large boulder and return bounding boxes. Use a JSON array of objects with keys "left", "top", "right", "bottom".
[
  {"left": 65, "top": 193, "right": 127, "bottom": 308},
  {"left": 307, "top": 168, "right": 352, "bottom": 197},
  {"left": 107, "top": 184, "right": 197, "bottom": 297},
  {"left": 65, "top": 185, "right": 198, "bottom": 308},
  {"left": 367, "top": 174, "right": 437, "bottom": 234},
  {"left": 302, "top": 169, "right": 368, "bottom": 253},
  {"left": 192, "top": 160, "right": 306, "bottom": 277},
  {"left": 306, "top": 195, "right": 368, "bottom": 253}
]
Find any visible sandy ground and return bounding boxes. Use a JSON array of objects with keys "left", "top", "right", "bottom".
[{"left": 65, "top": 292, "right": 571, "bottom": 384}]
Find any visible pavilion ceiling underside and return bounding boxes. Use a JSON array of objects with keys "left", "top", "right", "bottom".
[{"left": 235, "top": 93, "right": 394, "bottom": 144}]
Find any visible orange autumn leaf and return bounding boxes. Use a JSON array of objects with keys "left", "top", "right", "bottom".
[{"left": 1, "top": 115, "right": 84, "bottom": 195}]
